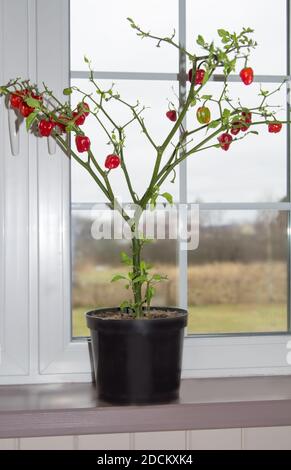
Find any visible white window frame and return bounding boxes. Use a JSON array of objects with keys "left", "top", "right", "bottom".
[{"left": 0, "top": 0, "right": 291, "bottom": 385}]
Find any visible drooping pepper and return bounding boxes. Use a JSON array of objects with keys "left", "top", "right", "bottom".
[
  {"left": 105, "top": 154, "right": 121, "bottom": 169},
  {"left": 196, "top": 106, "right": 211, "bottom": 124},
  {"left": 75, "top": 135, "right": 91, "bottom": 152}
]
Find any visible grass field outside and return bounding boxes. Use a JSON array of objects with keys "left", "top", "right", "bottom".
[
  {"left": 72, "top": 303, "right": 286, "bottom": 337},
  {"left": 72, "top": 261, "right": 287, "bottom": 337}
]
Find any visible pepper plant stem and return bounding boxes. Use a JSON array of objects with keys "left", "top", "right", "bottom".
[{"left": 131, "top": 236, "right": 143, "bottom": 318}]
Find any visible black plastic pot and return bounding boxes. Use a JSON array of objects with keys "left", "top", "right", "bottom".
[{"left": 86, "top": 307, "right": 188, "bottom": 405}]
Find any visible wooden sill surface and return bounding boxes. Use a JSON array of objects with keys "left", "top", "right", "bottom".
[{"left": 0, "top": 376, "right": 291, "bottom": 438}]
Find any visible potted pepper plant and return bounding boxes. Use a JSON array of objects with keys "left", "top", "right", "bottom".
[{"left": 0, "top": 20, "right": 287, "bottom": 404}]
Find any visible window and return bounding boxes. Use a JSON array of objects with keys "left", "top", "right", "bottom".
[
  {"left": 188, "top": 210, "right": 288, "bottom": 334},
  {"left": 0, "top": 0, "right": 290, "bottom": 385},
  {"left": 70, "top": 0, "right": 291, "bottom": 342}
]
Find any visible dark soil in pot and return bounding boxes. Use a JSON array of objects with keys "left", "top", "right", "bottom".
[{"left": 86, "top": 307, "right": 188, "bottom": 405}]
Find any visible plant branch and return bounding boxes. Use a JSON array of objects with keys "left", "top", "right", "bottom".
[
  {"left": 55, "top": 134, "right": 110, "bottom": 199},
  {"left": 118, "top": 128, "right": 138, "bottom": 203},
  {"left": 127, "top": 17, "right": 195, "bottom": 61}
]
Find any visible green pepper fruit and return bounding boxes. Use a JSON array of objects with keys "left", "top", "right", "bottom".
[{"left": 196, "top": 106, "right": 211, "bottom": 124}]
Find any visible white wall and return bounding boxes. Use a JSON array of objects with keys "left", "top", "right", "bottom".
[{"left": 1, "top": 427, "right": 291, "bottom": 450}]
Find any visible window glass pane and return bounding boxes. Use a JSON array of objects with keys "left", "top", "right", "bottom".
[
  {"left": 187, "top": 0, "right": 286, "bottom": 75},
  {"left": 187, "top": 82, "right": 287, "bottom": 202},
  {"left": 70, "top": 79, "right": 179, "bottom": 203},
  {"left": 187, "top": 210, "right": 288, "bottom": 334},
  {"left": 72, "top": 209, "right": 178, "bottom": 337},
  {"left": 70, "top": 0, "right": 289, "bottom": 340},
  {"left": 70, "top": 0, "right": 178, "bottom": 72}
]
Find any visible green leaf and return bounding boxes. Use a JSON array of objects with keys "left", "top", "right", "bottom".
[
  {"left": 84, "top": 55, "right": 90, "bottom": 63},
  {"left": 26, "top": 97, "right": 42, "bottom": 109},
  {"left": 63, "top": 87, "right": 72, "bottom": 96},
  {"left": 111, "top": 274, "right": 127, "bottom": 282},
  {"left": 201, "top": 95, "right": 212, "bottom": 100},
  {"left": 120, "top": 300, "right": 130, "bottom": 311},
  {"left": 196, "top": 35, "right": 205, "bottom": 47},
  {"left": 242, "top": 27, "right": 254, "bottom": 34},
  {"left": 146, "top": 286, "right": 155, "bottom": 303},
  {"left": 140, "top": 260, "right": 147, "bottom": 271},
  {"left": 221, "top": 37, "right": 230, "bottom": 44},
  {"left": 132, "top": 275, "right": 147, "bottom": 284},
  {"left": 161, "top": 192, "right": 173, "bottom": 205},
  {"left": 228, "top": 58, "right": 237, "bottom": 73},
  {"left": 65, "top": 124, "right": 75, "bottom": 132},
  {"left": 152, "top": 274, "right": 168, "bottom": 282},
  {"left": 141, "top": 260, "right": 153, "bottom": 271},
  {"left": 207, "top": 120, "right": 220, "bottom": 129},
  {"left": 120, "top": 251, "right": 132, "bottom": 266},
  {"left": 222, "top": 108, "right": 231, "bottom": 120},
  {"left": 218, "top": 29, "right": 229, "bottom": 38},
  {"left": 190, "top": 97, "right": 197, "bottom": 107},
  {"left": 217, "top": 50, "right": 227, "bottom": 62},
  {"left": 25, "top": 111, "right": 38, "bottom": 131}
]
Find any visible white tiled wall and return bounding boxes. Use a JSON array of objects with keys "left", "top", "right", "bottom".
[
  {"left": 243, "top": 426, "right": 291, "bottom": 450},
  {"left": 19, "top": 436, "right": 74, "bottom": 450},
  {"left": 189, "top": 428, "right": 242, "bottom": 450},
  {"left": 0, "top": 438, "right": 18, "bottom": 450},
  {"left": 1, "top": 427, "right": 291, "bottom": 450},
  {"left": 134, "top": 431, "right": 186, "bottom": 450},
  {"left": 77, "top": 433, "right": 131, "bottom": 450}
]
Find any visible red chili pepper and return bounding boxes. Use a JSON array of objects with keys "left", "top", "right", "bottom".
[
  {"left": 73, "top": 111, "right": 86, "bottom": 126},
  {"left": 54, "top": 114, "right": 69, "bottom": 133},
  {"left": 268, "top": 122, "right": 282, "bottom": 133},
  {"left": 77, "top": 102, "right": 90, "bottom": 116},
  {"left": 166, "top": 110, "right": 177, "bottom": 122},
  {"left": 75, "top": 135, "right": 91, "bottom": 152},
  {"left": 19, "top": 89, "right": 29, "bottom": 97},
  {"left": 10, "top": 93, "right": 23, "bottom": 109},
  {"left": 240, "top": 111, "right": 252, "bottom": 132},
  {"left": 230, "top": 121, "right": 241, "bottom": 136},
  {"left": 218, "top": 132, "right": 233, "bottom": 151},
  {"left": 188, "top": 68, "right": 205, "bottom": 85},
  {"left": 105, "top": 154, "right": 120, "bottom": 169},
  {"left": 19, "top": 102, "right": 34, "bottom": 117},
  {"left": 196, "top": 106, "right": 211, "bottom": 124},
  {"left": 31, "top": 92, "right": 43, "bottom": 102},
  {"left": 38, "top": 119, "right": 55, "bottom": 137},
  {"left": 239, "top": 67, "right": 254, "bottom": 86},
  {"left": 242, "top": 111, "right": 252, "bottom": 122}
]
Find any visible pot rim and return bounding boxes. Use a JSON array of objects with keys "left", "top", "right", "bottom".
[
  {"left": 85, "top": 306, "right": 188, "bottom": 329},
  {"left": 86, "top": 305, "right": 187, "bottom": 319}
]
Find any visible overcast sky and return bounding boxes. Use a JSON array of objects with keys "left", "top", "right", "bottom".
[{"left": 70, "top": 0, "right": 287, "bottom": 205}]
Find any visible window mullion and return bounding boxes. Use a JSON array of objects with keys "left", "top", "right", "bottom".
[
  {"left": 178, "top": 0, "right": 188, "bottom": 311},
  {"left": 286, "top": 0, "right": 291, "bottom": 331},
  {"left": 71, "top": 71, "right": 289, "bottom": 84},
  {"left": 71, "top": 202, "right": 291, "bottom": 211}
]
